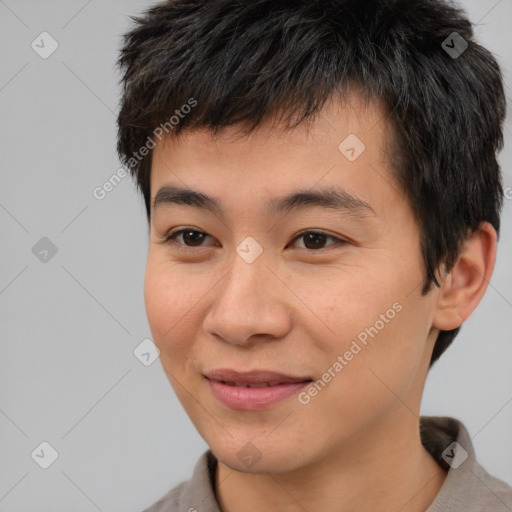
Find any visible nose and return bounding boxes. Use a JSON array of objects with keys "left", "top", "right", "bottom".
[{"left": 202, "top": 251, "right": 293, "bottom": 346}]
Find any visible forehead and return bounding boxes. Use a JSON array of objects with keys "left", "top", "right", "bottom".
[{"left": 149, "top": 93, "right": 398, "bottom": 212}]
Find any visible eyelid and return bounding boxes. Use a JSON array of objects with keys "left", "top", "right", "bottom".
[
  {"left": 160, "top": 227, "right": 217, "bottom": 252},
  {"left": 288, "top": 229, "right": 348, "bottom": 249}
]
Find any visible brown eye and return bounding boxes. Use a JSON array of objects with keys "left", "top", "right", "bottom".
[
  {"left": 180, "top": 230, "right": 206, "bottom": 246},
  {"left": 302, "top": 232, "right": 328, "bottom": 249},
  {"left": 164, "top": 229, "right": 215, "bottom": 248},
  {"left": 289, "top": 230, "right": 346, "bottom": 250}
]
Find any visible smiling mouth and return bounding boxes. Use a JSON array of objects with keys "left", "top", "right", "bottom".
[{"left": 205, "top": 375, "right": 314, "bottom": 411}]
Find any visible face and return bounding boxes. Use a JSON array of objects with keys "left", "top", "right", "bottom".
[{"left": 144, "top": 95, "right": 441, "bottom": 474}]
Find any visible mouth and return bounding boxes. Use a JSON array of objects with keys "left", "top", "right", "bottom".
[{"left": 203, "top": 368, "right": 313, "bottom": 410}]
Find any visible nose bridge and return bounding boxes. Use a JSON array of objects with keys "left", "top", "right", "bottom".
[
  {"left": 226, "top": 254, "right": 266, "bottom": 307},
  {"left": 203, "top": 245, "right": 292, "bottom": 344}
]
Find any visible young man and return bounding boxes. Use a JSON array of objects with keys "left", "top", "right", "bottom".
[{"left": 116, "top": 0, "right": 511, "bottom": 510}]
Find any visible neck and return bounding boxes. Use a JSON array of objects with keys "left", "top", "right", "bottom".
[{"left": 215, "top": 412, "right": 447, "bottom": 512}]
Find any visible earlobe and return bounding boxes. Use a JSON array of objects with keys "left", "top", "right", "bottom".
[{"left": 432, "top": 222, "right": 497, "bottom": 331}]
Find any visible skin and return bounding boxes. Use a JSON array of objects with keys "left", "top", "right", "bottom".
[{"left": 145, "top": 93, "right": 497, "bottom": 512}]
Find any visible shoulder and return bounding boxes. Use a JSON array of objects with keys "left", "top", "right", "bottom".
[
  {"left": 421, "top": 416, "right": 512, "bottom": 511},
  {"left": 141, "top": 482, "right": 186, "bottom": 512},
  {"left": 469, "top": 461, "right": 512, "bottom": 510},
  {"left": 430, "top": 459, "right": 512, "bottom": 511},
  {"left": 141, "top": 450, "right": 219, "bottom": 512}
]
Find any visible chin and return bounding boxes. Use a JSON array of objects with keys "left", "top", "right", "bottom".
[{"left": 209, "top": 437, "right": 306, "bottom": 475}]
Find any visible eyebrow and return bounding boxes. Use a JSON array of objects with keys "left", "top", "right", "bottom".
[{"left": 152, "top": 185, "right": 376, "bottom": 217}]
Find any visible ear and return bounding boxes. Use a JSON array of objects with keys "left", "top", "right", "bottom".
[{"left": 432, "top": 222, "right": 497, "bottom": 331}]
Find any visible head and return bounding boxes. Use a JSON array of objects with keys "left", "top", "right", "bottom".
[{"left": 116, "top": 0, "right": 505, "bottom": 472}]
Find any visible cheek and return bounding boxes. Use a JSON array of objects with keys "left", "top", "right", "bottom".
[
  {"left": 332, "top": 299, "right": 429, "bottom": 413},
  {"left": 144, "top": 259, "right": 210, "bottom": 411},
  {"left": 306, "top": 269, "right": 400, "bottom": 346},
  {"left": 143, "top": 257, "right": 203, "bottom": 356},
  {"left": 308, "top": 269, "right": 427, "bottom": 400},
  {"left": 301, "top": 309, "right": 425, "bottom": 445}
]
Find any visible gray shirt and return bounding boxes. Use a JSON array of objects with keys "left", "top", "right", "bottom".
[{"left": 143, "top": 416, "right": 512, "bottom": 511}]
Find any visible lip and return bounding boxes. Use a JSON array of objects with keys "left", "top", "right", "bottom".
[
  {"left": 204, "top": 368, "right": 313, "bottom": 411},
  {"left": 203, "top": 368, "right": 312, "bottom": 385}
]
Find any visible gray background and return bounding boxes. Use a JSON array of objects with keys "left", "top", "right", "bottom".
[{"left": 0, "top": 1, "right": 511, "bottom": 510}]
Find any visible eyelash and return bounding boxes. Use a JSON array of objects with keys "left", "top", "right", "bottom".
[{"left": 161, "top": 228, "right": 348, "bottom": 252}]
